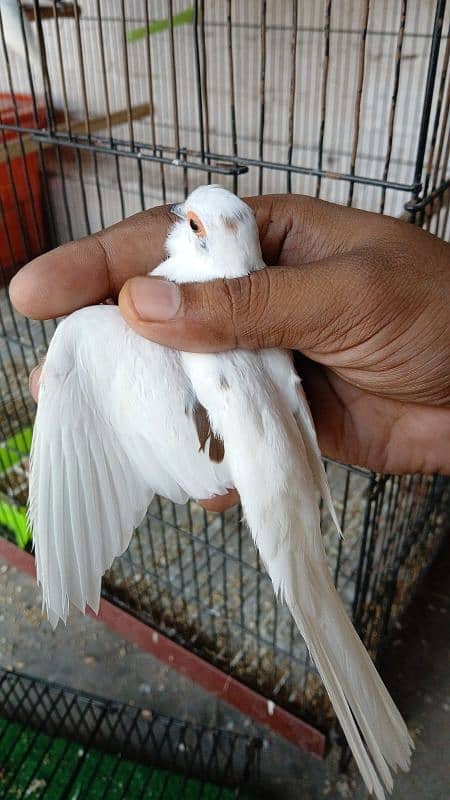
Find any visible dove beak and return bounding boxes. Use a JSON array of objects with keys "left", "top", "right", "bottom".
[{"left": 170, "top": 203, "right": 185, "bottom": 219}]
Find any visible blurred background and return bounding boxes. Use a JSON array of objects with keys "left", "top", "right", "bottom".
[{"left": 0, "top": 2, "right": 449, "bottom": 798}]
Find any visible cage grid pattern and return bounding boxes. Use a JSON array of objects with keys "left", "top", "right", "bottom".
[
  {"left": 2, "top": 2, "right": 450, "bottom": 238},
  {"left": 0, "top": 0, "right": 449, "bottom": 743},
  {"left": 0, "top": 668, "right": 260, "bottom": 798}
]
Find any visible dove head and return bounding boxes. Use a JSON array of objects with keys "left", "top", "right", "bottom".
[{"left": 167, "top": 185, "right": 264, "bottom": 281}]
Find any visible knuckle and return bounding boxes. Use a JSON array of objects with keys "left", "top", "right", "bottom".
[
  {"left": 184, "top": 268, "right": 295, "bottom": 351},
  {"left": 225, "top": 272, "right": 273, "bottom": 348}
]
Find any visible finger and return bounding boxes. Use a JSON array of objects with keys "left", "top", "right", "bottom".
[
  {"left": 197, "top": 488, "right": 240, "bottom": 512},
  {"left": 8, "top": 194, "right": 364, "bottom": 322},
  {"left": 8, "top": 196, "right": 281, "bottom": 320},
  {"left": 118, "top": 254, "right": 367, "bottom": 355},
  {"left": 29, "top": 364, "right": 42, "bottom": 402},
  {"left": 9, "top": 205, "right": 174, "bottom": 319}
]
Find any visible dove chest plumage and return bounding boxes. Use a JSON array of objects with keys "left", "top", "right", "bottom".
[{"left": 29, "top": 185, "right": 413, "bottom": 800}]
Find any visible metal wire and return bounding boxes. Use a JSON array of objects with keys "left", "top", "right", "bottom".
[
  {"left": 0, "top": 0, "right": 449, "bottom": 742},
  {"left": 0, "top": 668, "right": 261, "bottom": 798}
]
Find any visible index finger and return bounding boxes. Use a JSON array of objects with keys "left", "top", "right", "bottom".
[
  {"left": 9, "top": 194, "right": 291, "bottom": 320},
  {"left": 9, "top": 193, "right": 363, "bottom": 321},
  {"left": 9, "top": 204, "right": 174, "bottom": 319}
]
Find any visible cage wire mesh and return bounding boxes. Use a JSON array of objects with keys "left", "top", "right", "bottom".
[
  {"left": 0, "top": 668, "right": 260, "bottom": 798},
  {"left": 0, "top": 0, "right": 450, "bottom": 741}
]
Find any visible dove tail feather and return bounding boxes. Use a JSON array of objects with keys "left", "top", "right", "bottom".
[
  {"left": 202, "top": 358, "right": 413, "bottom": 799},
  {"left": 279, "top": 552, "right": 413, "bottom": 800}
]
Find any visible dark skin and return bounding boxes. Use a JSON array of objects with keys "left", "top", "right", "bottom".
[{"left": 9, "top": 194, "right": 450, "bottom": 512}]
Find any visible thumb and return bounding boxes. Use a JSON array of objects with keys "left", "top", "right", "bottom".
[{"left": 118, "top": 258, "right": 359, "bottom": 354}]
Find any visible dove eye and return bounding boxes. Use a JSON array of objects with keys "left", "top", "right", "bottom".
[{"left": 187, "top": 210, "right": 206, "bottom": 239}]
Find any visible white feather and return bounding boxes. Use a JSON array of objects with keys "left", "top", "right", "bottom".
[
  {"left": 181, "top": 347, "right": 412, "bottom": 800},
  {"left": 260, "top": 348, "right": 342, "bottom": 535},
  {"left": 28, "top": 185, "right": 413, "bottom": 797},
  {"left": 29, "top": 305, "right": 232, "bottom": 625}
]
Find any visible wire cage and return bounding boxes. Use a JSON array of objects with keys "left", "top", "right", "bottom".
[
  {"left": 1, "top": 0, "right": 450, "bottom": 752},
  {"left": 0, "top": 668, "right": 261, "bottom": 798}
]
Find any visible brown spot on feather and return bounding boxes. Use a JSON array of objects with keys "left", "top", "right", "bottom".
[
  {"left": 192, "top": 400, "right": 225, "bottom": 463},
  {"left": 193, "top": 402, "right": 210, "bottom": 452},
  {"left": 209, "top": 435, "right": 225, "bottom": 463}
]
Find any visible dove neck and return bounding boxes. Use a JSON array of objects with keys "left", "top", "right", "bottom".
[{"left": 200, "top": 238, "right": 265, "bottom": 280}]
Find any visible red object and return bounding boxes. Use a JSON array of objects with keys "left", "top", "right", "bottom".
[
  {"left": 0, "top": 93, "right": 47, "bottom": 273},
  {"left": 0, "top": 538, "right": 327, "bottom": 757}
]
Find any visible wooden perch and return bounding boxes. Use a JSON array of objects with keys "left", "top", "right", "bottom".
[
  {"left": 69, "top": 103, "right": 153, "bottom": 135},
  {"left": 0, "top": 103, "right": 152, "bottom": 164},
  {"left": 22, "top": 3, "right": 81, "bottom": 21}
]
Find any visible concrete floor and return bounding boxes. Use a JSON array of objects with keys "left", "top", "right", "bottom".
[
  {"left": 0, "top": 536, "right": 449, "bottom": 799},
  {"left": 376, "top": 537, "right": 450, "bottom": 800}
]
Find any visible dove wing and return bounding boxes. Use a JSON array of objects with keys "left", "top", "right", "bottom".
[
  {"left": 259, "top": 349, "right": 342, "bottom": 534},
  {"left": 181, "top": 348, "right": 412, "bottom": 800},
  {"left": 28, "top": 305, "right": 230, "bottom": 627}
]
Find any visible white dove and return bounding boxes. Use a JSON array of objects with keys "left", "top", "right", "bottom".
[
  {"left": 28, "top": 185, "right": 413, "bottom": 799},
  {"left": 0, "top": 0, "right": 39, "bottom": 68}
]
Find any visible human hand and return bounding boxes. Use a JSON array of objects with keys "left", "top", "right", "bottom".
[{"left": 10, "top": 194, "right": 450, "bottom": 512}]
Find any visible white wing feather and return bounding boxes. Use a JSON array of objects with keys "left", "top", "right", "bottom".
[
  {"left": 182, "top": 349, "right": 413, "bottom": 800},
  {"left": 27, "top": 182, "right": 412, "bottom": 800},
  {"left": 260, "top": 348, "right": 342, "bottom": 535},
  {"left": 28, "top": 305, "right": 231, "bottom": 627}
]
